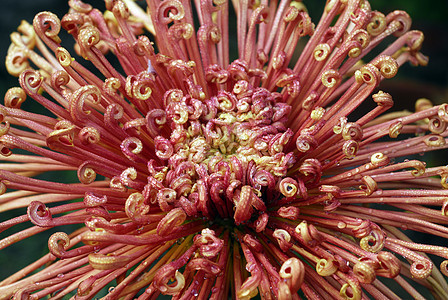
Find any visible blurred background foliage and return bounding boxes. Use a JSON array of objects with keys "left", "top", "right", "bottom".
[{"left": 0, "top": 0, "right": 447, "bottom": 295}]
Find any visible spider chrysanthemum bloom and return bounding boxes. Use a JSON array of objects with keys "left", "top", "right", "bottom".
[{"left": 1, "top": 0, "right": 448, "bottom": 298}]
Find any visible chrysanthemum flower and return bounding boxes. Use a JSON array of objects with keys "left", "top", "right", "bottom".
[{"left": 1, "top": 0, "right": 448, "bottom": 298}]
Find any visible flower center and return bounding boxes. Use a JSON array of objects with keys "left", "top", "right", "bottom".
[{"left": 147, "top": 72, "right": 296, "bottom": 226}]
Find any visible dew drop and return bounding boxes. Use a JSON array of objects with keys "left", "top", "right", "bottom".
[
  {"left": 337, "top": 221, "right": 347, "bottom": 229},
  {"left": 246, "top": 263, "right": 255, "bottom": 272},
  {"left": 108, "top": 286, "right": 115, "bottom": 293},
  {"left": 57, "top": 273, "right": 64, "bottom": 278}
]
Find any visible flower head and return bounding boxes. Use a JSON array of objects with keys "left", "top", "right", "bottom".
[{"left": 1, "top": 0, "right": 448, "bottom": 299}]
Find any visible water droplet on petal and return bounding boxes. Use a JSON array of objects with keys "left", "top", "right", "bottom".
[
  {"left": 337, "top": 221, "right": 347, "bottom": 229},
  {"left": 191, "top": 289, "right": 198, "bottom": 296}
]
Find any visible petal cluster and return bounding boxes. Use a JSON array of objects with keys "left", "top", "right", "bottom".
[{"left": 1, "top": 0, "right": 448, "bottom": 299}]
